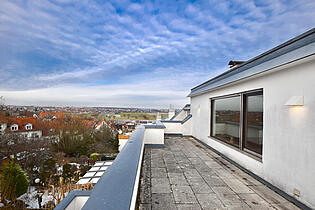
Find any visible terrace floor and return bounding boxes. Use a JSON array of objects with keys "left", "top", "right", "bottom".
[{"left": 138, "top": 136, "right": 300, "bottom": 210}]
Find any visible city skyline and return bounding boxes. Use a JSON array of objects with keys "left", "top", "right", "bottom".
[{"left": 1, "top": 0, "right": 315, "bottom": 108}]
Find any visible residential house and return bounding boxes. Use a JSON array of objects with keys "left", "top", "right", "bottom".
[
  {"left": 4, "top": 117, "right": 42, "bottom": 138},
  {"left": 187, "top": 28, "right": 315, "bottom": 208}
]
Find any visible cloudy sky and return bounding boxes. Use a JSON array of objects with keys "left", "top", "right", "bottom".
[{"left": 0, "top": 0, "right": 314, "bottom": 108}]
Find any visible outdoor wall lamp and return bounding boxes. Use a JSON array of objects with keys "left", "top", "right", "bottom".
[{"left": 285, "top": 96, "right": 304, "bottom": 106}]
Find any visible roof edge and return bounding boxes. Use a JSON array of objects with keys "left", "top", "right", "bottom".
[{"left": 191, "top": 27, "right": 315, "bottom": 92}]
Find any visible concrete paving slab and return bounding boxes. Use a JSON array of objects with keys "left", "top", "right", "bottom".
[
  {"left": 176, "top": 204, "right": 202, "bottom": 210},
  {"left": 211, "top": 186, "right": 236, "bottom": 195},
  {"left": 151, "top": 193, "right": 176, "bottom": 210},
  {"left": 139, "top": 203, "right": 151, "bottom": 210},
  {"left": 151, "top": 178, "right": 171, "bottom": 193},
  {"left": 190, "top": 180, "right": 214, "bottom": 194},
  {"left": 196, "top": 193, "right": 226, "bottom": 209},
  {"left": 239, "top": 193, "right": 275, "bottom": 209},
  {"left": 138, "top": 136, "right": 300, "bottom": 210},
  {"left": 171, "top": 185, "right": 198, "bottom": 204},
  {"left": 151, "top": 168, "right": 167, "bottom": 178},
  {"left": 168, "top": 173, "right": 189, "bottom": 186},
  {"left": 222, "top": 178, "right": 254, "bottom": 194}
]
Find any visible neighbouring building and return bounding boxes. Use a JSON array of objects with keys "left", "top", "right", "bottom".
[
  {"left": 162, "top": 104, "right": 192, "bottom": 136},
  {"left": 2, "top": 117, "right": 42, "bottom": 138},
  {"left": 187, "top": 28, "right": 315, "bottom": 208}
]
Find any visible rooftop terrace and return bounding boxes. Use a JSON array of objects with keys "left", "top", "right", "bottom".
[{"left": 138, "top": 135, "right": 300, "bottom": 210}]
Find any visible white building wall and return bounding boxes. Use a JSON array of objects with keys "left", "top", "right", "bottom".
[
  {"left": 144, "top": 128, "right": 164, "bottom": 145},
  {"left": 181, "top": 118, "right": 192, "bottom": 136},
  {"left": 65, "top": 196, "right": 89, "bottom": 210},
  {"left": 163, "top": 122, "right": 182, "bottom": 134},
  {"left": 119, "top": 139, "right": 128, "bottom": 152},
  {"left": 190, "top": 55, "right": 315, "bottom": 208},
  {"left": 19, "top": 130, "right": 42, "bottom": 138},
  {"left": 0, "top": 123, "right": 7, "bottom": 132},
  {"left": 172, "top": 110, "right": 187, "bottom": 121}
]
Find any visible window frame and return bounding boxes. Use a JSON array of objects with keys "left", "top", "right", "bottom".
[
  {"left": 210, "top": 94, "right": 241, "bottom": 149},
  {"left": 210, "top": 89, "right": 263, "bottom": 159}
]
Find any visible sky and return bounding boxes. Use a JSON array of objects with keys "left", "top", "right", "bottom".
[{"left": 0, "top": 0, "right": 314, "bottom": 108}]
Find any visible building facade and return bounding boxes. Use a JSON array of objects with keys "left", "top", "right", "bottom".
[{"left": 188, "top": 28, "right": 315, "bottom": 208}]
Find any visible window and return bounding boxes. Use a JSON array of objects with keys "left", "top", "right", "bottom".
[
  {"left": 211, "top": 95, "right": 241, "bottom": 148},
  {"left": 25, "top": 124, "right": 32, "bottom": 130},
  {"left": 11, "top": 125, "right": 18, "bottom": 131},
  {"left": 211, "top": 90, "right": 263, "bottom": 157},
  {"left": 244, "top": 91, "right": 263, "bottom": 155}
]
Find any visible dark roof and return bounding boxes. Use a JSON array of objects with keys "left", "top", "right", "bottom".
[
  {"left": 228, "top": 60, "right": 245, "bottom": 67},
  {"left": 189, "top": 27, "right": 315, "bottom": 97},
  {"left": 170, "top": 104, "right": 190, "bottom": 120},
  {"left": 181, "top": 114, "right": 192, "bottom": 124}
]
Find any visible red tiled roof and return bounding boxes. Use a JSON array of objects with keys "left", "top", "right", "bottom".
[
  {"left": 95, "top": 119, "right": 106, "bottom": 128},
  {"left": 39, "top": 112, "right": 65, "bottom": 118},
  {"left": 6, "top": 117, "right": 40, "bottom": 132},
  {"left": 84, "top": 120, "right": 96, "bottom": 128}
]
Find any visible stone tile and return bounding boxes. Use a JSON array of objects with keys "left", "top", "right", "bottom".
[
  {"left": 212, "top": 186, "right": 235, "bottom": 195},
  {"left": 151, "top": 193, "right": 176, "bottom": 210},
  {"left": 217, "top": 192, "right": 243, "bottom": 206},
  {"left": 178, "top": 162, "right": 195, "bottom": 170},
  {"left": 151, "top": 178, "right": 170, "bottom": 193},
  {"left": 204, "top": 160, "right": 224, "bottom": 169},
  {"left": 171, "top": 186, "right": 198, "bottom": 204},
  {"left": 222, "top": 178, "right": 254, "bottom": 194},
  {"left": 139, "top": 203, "right": 151, "bottom": 210},
  {"left": 214, "top": 168, "right": 237, "bottom": 179},
  {"left": 239, "top": 193, "right": 275, "bottom": 209},
  {"left": 197, "top": 154, "right": 214, "bottom": 161},
  {"left": 190, "top": 180, "right": 213, "bottom": 194},
  {"left": 168, "top": 173, "right": 189, "bottom": 186},
  {"left": 151, "top": 168, "right": 167, "bottom": 178},
  {"left": 272, "top": 202, "right": 301, "bottom": 210},
  {"left": 194, "top": 164, "right": 213, "bottom": 174},
  {"left": 140, "top": 180, "right": 151, "bottom": 204},
  {"left": 176, "top": 204, "right": 202, "bottom": 210},
  {"left": 151, "top": 159, "right": 165, "bottom": 168},
  {"left": 183, "top": 169, "right": 201, "bottom": 179},
  {"left": 249, "top": 185, "right": 289, "bottom": 204},
  {"left": 225, "top": 203, "right": 251, "bottom": 210},
  {"left": 165, "top": 163, "right": 182, "bottom": 173},
  {"left": 139, "top": 136, "right": 300, "bottom": 210},
  {"left": 202, "top": 174, "right": 227, "bottom": 187},
  {"left": 195, "top": 193, "right": 226, "bottom": 209},
  {"left": 234, "top": 171, "right": 264, "bottom": 186},
  {"left": 188, "top": 157, "right": 203, "bottom": 165}
]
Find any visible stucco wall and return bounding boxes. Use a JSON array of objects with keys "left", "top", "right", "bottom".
[
  {"left": 181, "top": 118, "right": 192, "bottom": 136},
  {"left": 190, "top": 55, "right": 315, "bottom": 208},
  {"left": 172, "top": 109, "right": 187, "bottom": 121},
  {"left": 144, "top": 128, "right": 164, "bottom": 145},
  {"left": 65, "top": 196, "right": 89, "bottom": 210},
  {"left": 163, "top": 122, "right": 182, "bottom": 134}
]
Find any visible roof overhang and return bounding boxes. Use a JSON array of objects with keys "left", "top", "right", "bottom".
[{"left": 188, "top": 28, "right": 315, "bottom": 97}]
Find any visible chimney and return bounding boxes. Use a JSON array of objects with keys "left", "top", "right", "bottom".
[
  {"left": 168, "top": 105, "right": 175, "bottom": 120},
  {"left": 228, "top": 60, "right": 245, "bottom": 68}
]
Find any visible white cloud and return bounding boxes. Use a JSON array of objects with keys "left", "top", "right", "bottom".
[{"left": 0, "top": 0, "right": 315, "bottom": 107}]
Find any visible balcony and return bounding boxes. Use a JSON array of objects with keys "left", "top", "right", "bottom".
[
  {"left": 138, "top": 135, "right": 299, "bottom": 209},
  {"left": 56, "top": 124, "right": 300, "bottom": 210}
]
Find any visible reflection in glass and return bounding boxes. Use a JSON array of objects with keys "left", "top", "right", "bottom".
[
  {"left": 245, "top": 92, "right": 263, "bottom": 155},
  {"left": 212, "top": 96, "right": 240, "bottom": 147}
]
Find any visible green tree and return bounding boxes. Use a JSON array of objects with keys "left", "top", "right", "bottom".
[
  {"left": 62, "top": 164, "right": 77, "bottom": 182},
  {"left": 39, "top": 158, "right": 57, "bottom": 186},
  {"left": 1, "top": 161, "right": 29, "bottom": 200}
]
